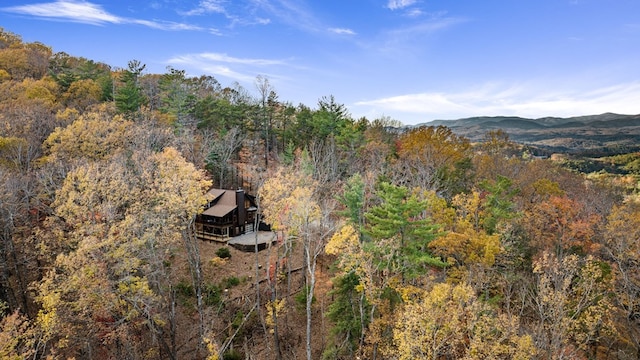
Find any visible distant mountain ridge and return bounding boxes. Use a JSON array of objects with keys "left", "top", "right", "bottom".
[
  {"left": 416, "top": 113, "right": 640, "bottom": 156},
  {"left": 421, "top": 113, "right": 640, "bottom": 129}
]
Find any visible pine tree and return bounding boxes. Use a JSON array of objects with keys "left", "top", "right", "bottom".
[
  {"left": 115, "top": 60, "right": 146, "bottom": 116},
  {"left": 364, "top": 182, "right": 446, "bottom": 281}
]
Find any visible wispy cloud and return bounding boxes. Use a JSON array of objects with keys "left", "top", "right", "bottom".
[
  {"left": 353, "top": 81, "right": 640, "bottom": 123},
  {"left": 329, "top": 27, "right": 356, "bottom": 35},
  {"left": 2, "top": 0, "right": 204, "bottom": 31},
  {"left": 3, "top": 0, "right": 121, "bottom": 25},
  {"left": 405, "top": 8, "right": 424, "bottom": 17},
  {"left": 373, "top": 15, "right": 466, "bottom": 56},
  {"left": 184, "top": 1, "right": 354, "bottom": 36},
  {"left": 133, "top": 19, "right": 203, "bottom": 31},
  {"left": 181, "top": 0, "right": 226, "bottom": 16},
  {"left": 180, "top": 0, "right": 266, "bottom": 28},
  {"left": 167, "top": 52, "right": 290, "bottom": 83},
  {"left": 388, "top": 15, "right": 466, "bottom": 37},
  {"left": 187, "top": 53, "right": 287, "bottom": 66},
  {"left": 252, "top": 0, "right": 322, "bottom": 33},
  {"left": 387, "top": 0, "right": 418, "bottom": 11}
]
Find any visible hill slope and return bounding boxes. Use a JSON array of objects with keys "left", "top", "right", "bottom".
[{"left": 420, "top": 113, "right": 640, "bottom": 155}]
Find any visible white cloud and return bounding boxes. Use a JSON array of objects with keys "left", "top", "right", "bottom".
[
  {"left": 192, "top": 53, "right": 287, "bottom": 66},
  {"left": 405, "top": 8, "right": 424, "bottom": 17},
  {"left": 208, "top": 28, "right": 224, "bottom": 36},
  {"left": 387, "top": 0, "right": 418, "bottom": 10},
  {"left": 353, "top": 81, "right": 640, "bottom": 124},
  {"left": 132, "top": 19, "right": 204, "bottom": 31},
  {"left": 329, "top": 27, "right": 356, "bottom": 35},
  {"left": 182, "top": 0, "right": 227, "bottom": 16},
  {"left": 3, "top": 0, "right": 121, "bottom": 25},
  {"left": 167, "top": 52, "right": 289, "bottom": 83},
  {"left": 254, "top": 0, "right": 322, "bottom": 33},
  {"left": 180, "top": 0, "right": 273, "bottom": 28},
  {"left": 388, "top": 16, "right": 466, "bottom": 36},
  {"left": 2, "top": 0, "right": 203, "bottom": 31},
  {"left": 374, "top": 16, "right": 467, "bottom": 56}
]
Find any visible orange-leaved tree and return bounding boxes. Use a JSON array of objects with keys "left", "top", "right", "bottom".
[
  {"left": 603, "top": 200, "right": 640, "bottom": 357},
  {"left": 392, "top": 125, "right": 471, "bottom": 197}
]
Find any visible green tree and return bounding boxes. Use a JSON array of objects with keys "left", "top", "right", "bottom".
[
  {"left": 337, "top": 173, "right": 365, "bottom": 231},
  {"left": 364, "top": 182, "right": 446, "bottom": 281},
  {"left": 49, "top": 52, "right": 113, "bottom": 100},
  {"left": 479, "top": 175, "right": 519, "bottom": 235},
  {"left": 158, "top": 67, "right": 206, "bottom": 126},
  {"left": 115, "top": 60, "right": 146, "bottom": 116},
  {"left": 323, "top": 271, "right": 370, "bottom": 360}
]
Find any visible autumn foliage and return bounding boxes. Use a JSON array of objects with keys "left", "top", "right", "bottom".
[{"left": 1, "top": 26, "right": 640, "bottom": 360}]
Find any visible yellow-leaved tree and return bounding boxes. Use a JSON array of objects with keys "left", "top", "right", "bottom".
[
  {"left": 429, "top": 190, "right": 502, "bottom": 269},
  {"left": 392, "top": 125, "right": 471, "bottom": 197},
  {"left": 0, "top": 303, "right": 36, "bottom": 359},
  {"left": 259, "top": 164, "right": 328, "bottom": 360},
  {"left": 391, "top": 282, "right": 535, "bottom": 360},
  {"left": 43, "top": 110, "right": 133, "bottom": 162},
  {"left": 35, "top": 147, "right": 210, "bottom": 359},
  {"left": 531, "top": 252, "right": 615, "bottom": 359},
  {"left": 602, "top": 200, "right": 640, "bottom": 357}
]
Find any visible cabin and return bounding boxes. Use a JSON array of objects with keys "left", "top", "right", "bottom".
[{"left": 195, "top": 188, "right": 258, "bottom": 241}]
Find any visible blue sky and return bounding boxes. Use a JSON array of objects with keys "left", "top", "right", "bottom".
[{"left": 1, "top": 0, "right": 639, "bottom": 125}]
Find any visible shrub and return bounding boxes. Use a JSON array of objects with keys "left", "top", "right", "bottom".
[
  {"left": 204, "top": 283, "right": 222, "bottom": 307},
  {"left": 221, "top": 276, "right": 240, "bottom": 289},
  {"left": 222, "top": 349, "right": 242, "bottom": 360},
  {"left": 216, "top": 247, "right": 231, "bottom": 259},
  {"left": 175, "top": 281, "right": 194, "bottom": 297},
  {"left": 209, "top": 257, "right": 227, "bottom": 267},
  {"left": 295, "top": 285, "right": 316, "bottom": 310}
]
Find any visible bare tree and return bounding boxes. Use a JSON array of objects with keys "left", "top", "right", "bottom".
[
  {"left": 304, "top": 197, "right": 336, "bottom": 360},
  {"left": 207, "top": 126, "right": 246, "bottom": 188},
  {"left": 255, "top": 75, "right": 275, "bottom": 168}
]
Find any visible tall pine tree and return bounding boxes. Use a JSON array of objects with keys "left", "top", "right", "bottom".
[{"left": 364, "top": 182, "right": 446, "bottom": 281}]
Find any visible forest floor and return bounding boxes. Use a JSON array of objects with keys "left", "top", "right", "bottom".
[{"left": 184, "top": 231, "right": 336, "bottom": 359}]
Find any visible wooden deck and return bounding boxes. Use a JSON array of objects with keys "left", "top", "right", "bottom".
[
  {"left": 227, "top": 231, "right": 277, "bottom": 252},
  {"left": 196, "top": 232, "right": 230, "bottom": 243}
]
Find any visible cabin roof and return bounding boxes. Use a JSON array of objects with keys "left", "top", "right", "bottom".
[
  {"left": 202, "top": 204, "right": 237, "bottom": 217},
  {"left": 201, "top": 188, "right": 244, "bottom": 217},
  {"left": 205, "top": 189, "right": 226, "bottom": 202}
]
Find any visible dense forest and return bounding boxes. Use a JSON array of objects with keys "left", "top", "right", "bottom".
[{"left": 1, "top": 26, "right": 640, "bottom": 359}]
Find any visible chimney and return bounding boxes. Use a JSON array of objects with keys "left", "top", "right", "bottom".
[{"left": 236, "top": 189, "right": 246, "bottom": 227}]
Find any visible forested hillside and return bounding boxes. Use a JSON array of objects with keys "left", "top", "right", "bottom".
[
  {"left": 1, "top": 27, "right": 640, "bottom": 360},
  {"left": 422, "top": 113, "right": 640, "bottom": 156}
]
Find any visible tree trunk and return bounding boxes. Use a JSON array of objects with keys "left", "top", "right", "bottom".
[
  {"left": 305, "top": 228, "right": 317, "bottom": 360},
  {"left": 270, "top": 252, "right": 282, "bottom": 360},
  {"left": 183, "top": 220, "right": 205, "bottom": 355},
  {"left": 306, "top": 252, "right": 315, "bottom": 360}
]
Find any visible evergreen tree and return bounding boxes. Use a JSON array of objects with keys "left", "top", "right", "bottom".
[
  {"left": 337, "top": 173, "right": 365, "bottom": 231},
  {"left": 115, "top": 60, "right": 146, "bottom": 116},
  {"left": 323, "top": 271, "right": 370, "bottom": 360},
  {"left": 364, "top": 182, "right": 446, "bottom": 281}
]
